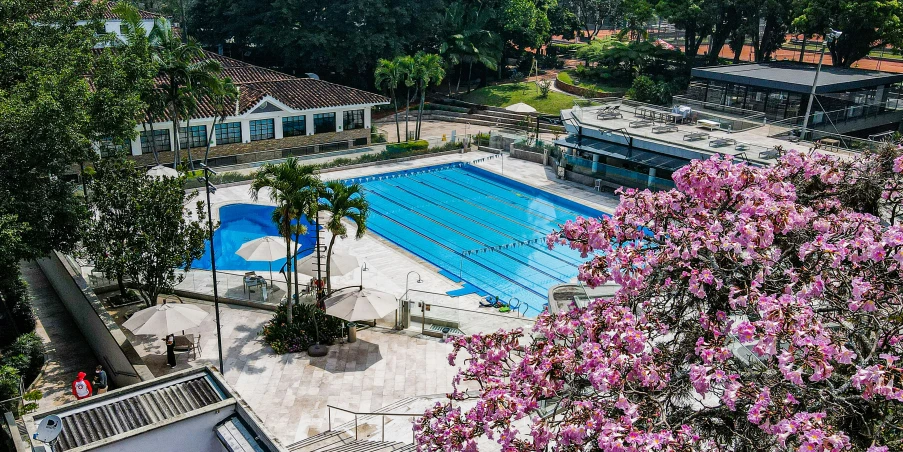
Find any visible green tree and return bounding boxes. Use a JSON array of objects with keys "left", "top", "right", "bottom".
[
  {"left": 412, "top": 52, "right": 445, "bottom": 140},
  {"left": 793, "top": 0, "right": 903, "bottom": 67},
  {"left": 626, "top": 74, "right": 672, "bottom": 105},
  {"left": 148, "top": 18, "right": 224, "bottom": 168},
  {"left": 250, "top": 159, "right": 322, "bottom": 325},
  {"left": 655, "top": 0, "right": 715, "bottom": 69},
  {"left": 374, "top": 59, "right": 404, "bottom": 143},
  {"left": 397, "top": 55, "right": 418, "bottom": 142},
  {"left": 318, "top": 181, "right": 369, "bottom": 293},
  {"left": 502, "top": 0, "right": 552, "bottom": 52},
  {"left": 440, "top": 2, "right": 502, "bottom": 94},
  {"left": 83, "top": 156, "right": 208, "bottom": 307},
  {"left": 201, "top": 78, "right": 239, "bottom": 164},
  {"left": 560, "top": 0, "right": 620, "bottom": 41},
  {"left": 616, "top": 0, "right": 655, "bottom": 42}
]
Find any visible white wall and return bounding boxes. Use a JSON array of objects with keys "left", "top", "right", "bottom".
[{"left": 90, "top": 405, "right": 236, "bottom": 452}]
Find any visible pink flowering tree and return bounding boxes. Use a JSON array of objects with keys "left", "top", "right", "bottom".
[{"left": 415, "top": 147, "right": 903, "bottom": 451}]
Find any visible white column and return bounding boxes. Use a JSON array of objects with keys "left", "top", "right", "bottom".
[
  {"left": 364, "top": 107, "right": 372, "bottom": 129},
  {"left": 591, "top": 154, "right": 600, "bottom": 172},
  {"left": 241, "top": 120, "right": 251, "bottom": 143},
  {"left": 336, "top": 110, "right": 343, "bottom": 133},
  {"left": 208, "top": 121, "right": 217, "bottom": 147},
  {"left": 274, "top": 116, "right": 284, "bottom": 139},
  {"left": 306, "top": 115, "right": 315, "bottom": 135},
  {"left": 131, "top": 131, "right": 142, "bottom": 156},
  {"left": 647, "top": 167, "right": 657, "bottom": 188}
]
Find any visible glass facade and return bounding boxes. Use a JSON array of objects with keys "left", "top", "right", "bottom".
[
  {"left": 140, "top": 129, "right": 171, "bottom": 154},
  {"left": 179, "top": 125, "right": 208, "bottom": 149},
  {"left": 343, "top": 109, "right": 364, "bottom": 130},
  {"left": 250, "top": 119, "right": 275, "bottom": 141},
  {"left": 215, "top": 122, "right": 242, "bottom": 145},
  {"left": 282, "top": 115, "right": 306, "bottom": 137},
  {"left": 314, "top": 113, "right": 336, "bottom": 134}
]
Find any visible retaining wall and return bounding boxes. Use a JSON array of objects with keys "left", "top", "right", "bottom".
[{"left": 35, "top": 252, "right": 154, "bottom": 388}]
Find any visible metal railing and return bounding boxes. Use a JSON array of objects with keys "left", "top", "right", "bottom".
[
  {"left": 562, "top": 154, "right": 676, "bottom": 191},
  {"left": 766, "top": 117, "right": 884, "bottom": 154},
  {"left": 327, "top": 405, "right": 421, "bottom": 443}
]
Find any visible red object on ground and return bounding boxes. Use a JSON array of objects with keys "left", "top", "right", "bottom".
[{"left": 72, "top": 372, "right": 93, "bottom": 400}]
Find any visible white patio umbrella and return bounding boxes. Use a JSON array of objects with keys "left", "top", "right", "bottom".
[
  {"left": 505, "top": 102, "right": 536, "bottom": 113},
  {"left": 146, "top": 165, "right": 179, "bottom": 179},
  {"left": 235, "top": 236, "right": 309, "bottom": 285},
  {"left": 296, "top": 251, "right": 360, "bottom": 278},
  {"left": 324, "top": 288, "right": 398, "bottom": 322},
  {"left": 122, "top": 303, "right": 208, "bottom": 337}
]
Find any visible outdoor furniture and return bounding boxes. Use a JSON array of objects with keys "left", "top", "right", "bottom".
[
  {"left": 630, "top": 119, "right": 654, "bottom": 128},
  {"left": 735, "top": 142, "right": 750, "bottom": 151},
  {"left": 594, "top": 179, "right": 602, "bottom": 191},
  {"left": 698, "top": 119, "right": 721, "bottom": 130},
  {"left": 683, "top": 132, "right": 709, "bottom": 141},
  {"left": 819, "top": 138, "right": 841, "bottom": 151},
  {"left": 709, "top": 138, "right": 737, "bottom": 148},
  {"left": 597, "top": 111, "right": 623, "bottom": 120},
  {"left": 244, "top": 273, "right": 265, "bottom": 296},
  {"left": 652, "top": 124, "right": 678, "bottom": 134},
  {"left": 759, "top": 148, "right": 784, "bottom": 160},
  {"left": 665, "top": 112, "right": 683, "bottom": 124}
]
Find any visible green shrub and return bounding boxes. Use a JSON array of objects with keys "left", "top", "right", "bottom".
[
  {"left": 0, "top": 365, "right": 20, "bottom": 413},
  {"left": 0, "top": 275, "right": 35, "bottom": 345},
  {"left": 1, "top": 332, "right": 44, "bottom": 384},
  {"left": 260, "top": 303, "right": 345, "bottom": 354},
  {"left": 386, "top": 140, "right": 429, "bottom": 154},
  {"left": 422, "top": 104, "right": 469, "bottom": 113},
  {"left": 626, "top": 75, "right": 673, "bottom": 106}
]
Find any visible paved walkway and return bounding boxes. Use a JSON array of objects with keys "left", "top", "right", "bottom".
[
  {"left": 21, "top": 261, "right": 99, "bottom": 412},
  {"left": 108, "top": 300, "right": 462, "bottom": 444}
]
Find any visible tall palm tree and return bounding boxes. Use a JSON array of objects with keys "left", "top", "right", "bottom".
[
  {"left": 250, "top": 159, "right": 321, "bottom": 325},
  {"left": 374, "top": 59, "right": 403, "bottom": 143},
  {"left": 397, "top": 55, "right": 418, "bottom": 142},
  {"left": 149, "top": 19, "right": 224, "bottom": 169},
  {"left": 202, "top": 79, "right": 239, "bottom": 165},
  {"left": 440, "top": 2, "right": 501, "bottom": 94},
  {"left": 318, "top": 181, "right": 368, "bottom": 293},
  {"left": 413, "top": 52, "right": 445, "bottom": 140}
]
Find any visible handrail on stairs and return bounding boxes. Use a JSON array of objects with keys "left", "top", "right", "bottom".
[{"left": 326, "top": 404, "right": 423, "bottom": 443}]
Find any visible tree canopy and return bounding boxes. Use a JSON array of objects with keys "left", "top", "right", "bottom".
[{"left": 416, "top": 146, "right": 903, "bottom": 451}]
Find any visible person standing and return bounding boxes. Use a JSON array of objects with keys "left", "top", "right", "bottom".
[
  {"left": 71, "top": 372, "right": 92, "bottom": 400},
  {"left": 165, "top": 334, "right": 176, "bottom": 368},
  {"left": 93, "top": 365, "right": 108, "bottom": 394}
]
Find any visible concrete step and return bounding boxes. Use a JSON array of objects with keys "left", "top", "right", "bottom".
[{"left": 427, "top": 113, "right": 564, "bottom": 134}]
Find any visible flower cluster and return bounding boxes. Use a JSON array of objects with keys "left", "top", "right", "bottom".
[{"left": 416, "top": 147, "right": 903, "bottom": 451}]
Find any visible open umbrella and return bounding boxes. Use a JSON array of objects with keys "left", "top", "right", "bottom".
[
  {"left": 296, "top": 251, "right": 360, "bottom": 278},
  {"left": 146, "top": 165, "right": 179, "bottom": 179},
  {"left": 122, "top": 303, "right": 208, "bottom": 337},
  {"left": 236, "top": 236, "right": 309, "bottom": 286},
  {"left": 324, "top": 288, "right": 398, "bottom": 322},
  {"left": 505, "top": 102, "right": 536, "bottom": 113}
]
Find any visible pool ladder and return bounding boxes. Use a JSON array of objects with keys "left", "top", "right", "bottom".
[{"left": 507, "top": 297, "right": 528, "bottom": 317}]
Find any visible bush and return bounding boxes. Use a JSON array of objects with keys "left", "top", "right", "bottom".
[
  {"left": 108, "top": 289, "right": 141, "bottom": 306},
  {"left": 1, "top": 332, "right": 45, "bottom": 384},
  {"left": 626, "top": 75, "right": 673, "bottom": 106},
  {"left": 0, "top": 365, "right": 20, "bottom": 413},
  {"left": 260, "top": 303, "right": 345, "bottom": 354},
  {"left": 386, "top": 140, "right": 429, "bottom": 154},
  {"left": 537, "top": 80, "right": 552, "bottom": 98},
  {"left": 0, "top": 275, "right": 35, "bottom": 345}
]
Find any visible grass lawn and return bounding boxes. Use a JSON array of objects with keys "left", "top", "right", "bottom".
[
  {"left": 557, "top": 70, "right": 629, "bottom": 94},
  {"left": 462, "top": 83, "right": 577, "bottom": 115}
]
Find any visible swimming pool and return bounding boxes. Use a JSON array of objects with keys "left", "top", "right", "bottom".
[
  {"left": 348, "top": 163, "right": 605, "bottom": 315},
  {"left": 193, "top": 204, "right": 317, "bottom": 272}
]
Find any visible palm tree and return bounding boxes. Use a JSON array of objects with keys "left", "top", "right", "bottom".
[
  {"left": 439, "top": 2, "right": 501, "bottom": 94},
  {"left": 318, "top": 181, "right": 368, "bottom": 293},
  {"left": 374, "top": 59, "right": 403, "bottom": 143},
  {"left": 412, "top": 52, "right": 445, "bottom": 140},
  {"left": 202, "top": 79, "right": 239, "bottom": 165},
  {"left": 397, "top": 55, "right": 417, "bottom": 142},
  {"left": 250, "top": 159, "right": 321, "bottom": 325},
  {"left": 149, "top": 19, "right": 223, "bottom": 169}
]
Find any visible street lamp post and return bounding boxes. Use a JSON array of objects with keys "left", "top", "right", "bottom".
[
  {"left": 403, "top": 271, "right": 423, "bottom": 332},
  {"left": 308, "top": 211, "right": 328, "bottom": 357},
  {"left": 199, "top": 164, "right": 225, "bottom": 374},
  {"left": 801, "top": 29, "right": 842, "bottom": 142}
]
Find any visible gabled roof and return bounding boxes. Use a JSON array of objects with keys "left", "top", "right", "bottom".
[{"left": 51, "top": 374, "right": 224, "bottom": 451}]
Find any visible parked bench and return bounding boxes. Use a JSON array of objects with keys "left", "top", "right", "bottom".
[
  {"left": 698, "top": 119, "right": 721, "bottom": 130},
  {"left": 652, "top": 124, "right": 678, "bottom": 134},
  {"left": 709, "top": 138, "right": 736, "bottom": 148},
  {"left": 683, "top": 132, "right": 709, "bottom": 141}
]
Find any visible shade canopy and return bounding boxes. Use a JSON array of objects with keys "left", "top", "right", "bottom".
[
  {"left": 235, "top": 236, "right": 293, "bottom": 262},
  {"left": 324, "top": 288, "right": 398, "bottom": 322},
  {"left": 146, "top": 165, "right": 180, "bottom": 179},
  {"left": 122, "top": 303, "right": 208, "bottom": 336},
  {"left": 505, "top": 102, "right": 536, "bottom": 113},
  {"left": 296, "top": 252, "right": 360, "bottom": 277}
]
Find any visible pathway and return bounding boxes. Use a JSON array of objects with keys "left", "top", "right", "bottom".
[{"left": 21, "top": 261, "right": 99, "bottom": 412}]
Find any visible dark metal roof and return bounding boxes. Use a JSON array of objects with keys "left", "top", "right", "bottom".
[
  {"left": 554, "top": 136, "right": 690, "bottom": 172},
  {"left": 691, "top": 62, "right": 903, "bottom": 94},
  {"left": 52, "top": 375, "right": 224, "bottom": 451}
]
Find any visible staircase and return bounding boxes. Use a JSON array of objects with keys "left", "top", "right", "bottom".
[
  {"left": 378, "top": 107, "right": 566, "bottom": 135},
  {"left": 287, "top": 396, "right": 431, "bottom": 452}
]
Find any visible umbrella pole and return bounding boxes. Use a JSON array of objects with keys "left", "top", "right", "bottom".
[{"left": 269, "top": 262, "right": 273, "bottom": 288}]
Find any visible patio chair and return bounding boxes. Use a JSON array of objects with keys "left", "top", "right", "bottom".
[{"left": 243, "top": 272, "right": 259, "bottom": 294}]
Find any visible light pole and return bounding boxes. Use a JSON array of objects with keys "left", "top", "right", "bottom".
[
  {"left": 199, "top": 164, "right": 225, "bottom": 374},
  {"left": 801, "top": 29, "right": 842, "bottom": 142},
  {"left": 401, "top": 271, "right": 422, "bottom": 330},
  {"left": 308, "top": 211, "right": 328, "bottom": 357}
]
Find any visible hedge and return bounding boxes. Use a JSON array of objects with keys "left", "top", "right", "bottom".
[{"left": 386, "top": 140, "right": 429, "bottom": 154}]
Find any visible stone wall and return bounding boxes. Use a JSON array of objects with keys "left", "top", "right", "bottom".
[
  {"left": 554, "top": 78, "right": 618, "bottom": 99},
  {"left": 131, "top": 128, "right": 370, "bottom": 167},
  {"left": 510, "top": 147, "right": 545, "bottom": 164}
]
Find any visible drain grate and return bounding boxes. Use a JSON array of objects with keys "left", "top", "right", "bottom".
[{"left": 427, "top": 324, "right": 464, "bottom": 336}]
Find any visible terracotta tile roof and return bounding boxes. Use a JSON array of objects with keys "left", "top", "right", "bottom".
[
  {"left": 95, "top": 1, "right": 161, "bottom": 20},
  {"left": 153, "top": 51, "right": 389, "bottom": 121}
]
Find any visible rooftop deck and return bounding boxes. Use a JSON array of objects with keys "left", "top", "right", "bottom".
[{"left": 562, "top": 101, "right": 857, "bottom": 165}]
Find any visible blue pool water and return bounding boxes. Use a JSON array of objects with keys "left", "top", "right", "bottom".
[
  {"left": 348, "top": 164, "right": 605, "bottom": 315},
  {"left": 193, "top": 204, "right": 317, "bottom": 272}
]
